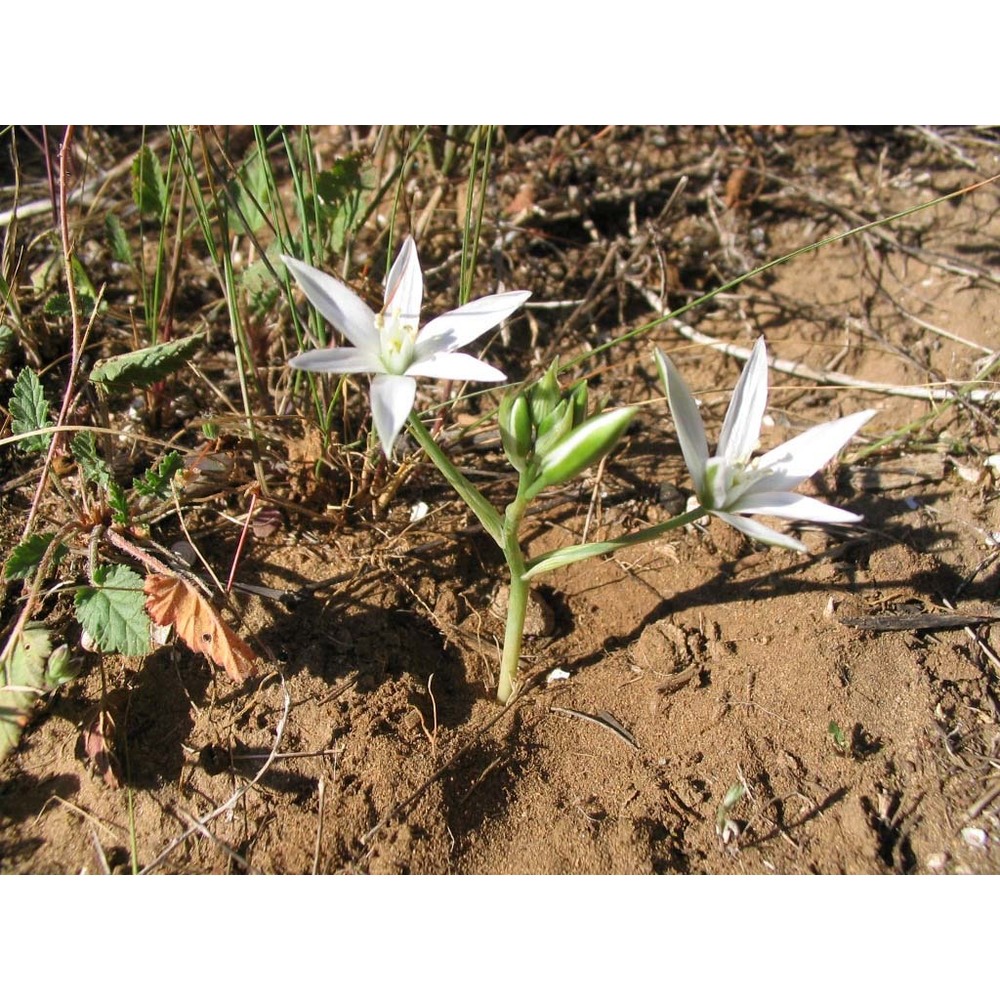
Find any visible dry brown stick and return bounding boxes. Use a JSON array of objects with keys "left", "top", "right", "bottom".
[
  {"left": 176, "top": 807, "right": 252, "bottom": 872},
  {"left": 312, "top": 776, "right": 326, "bottom": 876},
  {"left": 632, "top": 274, "right": 1000, "bottom": 403}
]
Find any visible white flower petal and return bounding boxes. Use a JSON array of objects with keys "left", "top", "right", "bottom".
[
  {"left": 418, "top": 291, "right": 531, "bottom": 353},
  {"left": 732, "top": 491, "right": 863, "bottom": 523},
  {"left": 656, "top": 347, "right": 709, "bottom": 498},
  {"left": 289, "top": 346, "right": 382, "bottom": 374},
  {"left": 383, "top": 236, "right": 422, "bottom": 321},
  {"left": 370, "top": 374, "right": 417, "bottom": 457},
  {"left": 283, "top": 255, "right": 378, "bottom": 352},
  {"left": 716, "top": 511, "right": 808, "bottom": 552},
  {"left": 407, "top": 352, "right": 507, "bottom": 382},
  {"left": 717, "top": 337, "right": 768, "bottom": 464},
  {"left": 754, "top": 409, "right": 876, "bottom": 492}
]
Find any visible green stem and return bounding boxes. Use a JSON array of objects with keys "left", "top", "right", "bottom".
[
  {"left": 407, "top": 411, "right": 529, "bottom": 702},
  {"left": 407, "top": 413, "right": 504, "bottom": 546},
  {"left": 523, "top": 506, "right": 707, "bottom": 580},
  {"left": 496, "top": 491, "right": 530, "bottom": 704}
]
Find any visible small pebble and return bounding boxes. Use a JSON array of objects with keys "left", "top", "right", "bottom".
[{"left": 961, "top": 827, "right": 987, "bottom": 849}]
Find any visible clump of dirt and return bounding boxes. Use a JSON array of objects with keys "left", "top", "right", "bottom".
[{"left": 2, "top": 126, "right": 1000, "bottom": 873}]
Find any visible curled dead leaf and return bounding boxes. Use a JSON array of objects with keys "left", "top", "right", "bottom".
[
  {"left": 79, "top": 706, "right": 121, "bottom": 789},
  {"left": 143, "top": 574, "right": 257, "bottom": 682}
]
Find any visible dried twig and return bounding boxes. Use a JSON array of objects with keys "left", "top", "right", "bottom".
[
  {"left": 549, "top": 706, "right": 640, "bottom": 750},
  {"left": 664, "top": 311, "right": 1000, "bottom": 403}
]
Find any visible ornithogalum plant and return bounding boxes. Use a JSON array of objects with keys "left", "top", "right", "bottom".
[{"left": 286, "top": 238, "right": 875, "bottom": 702}]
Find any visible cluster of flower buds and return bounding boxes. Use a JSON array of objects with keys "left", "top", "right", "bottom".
[{"left": 498, "top": 361, "right": 637, "bottom": 499}]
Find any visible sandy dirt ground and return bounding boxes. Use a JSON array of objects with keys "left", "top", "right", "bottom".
[{"left": 2, "top": 126, "right": 999, "bottom": 873}]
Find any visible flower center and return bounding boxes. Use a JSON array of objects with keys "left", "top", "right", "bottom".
[
  {"left": 701, "top": 456, "right": 766, "bottom": 511},
  {"left": 376, "top": 308, "right": 418, "bottom": 375}
]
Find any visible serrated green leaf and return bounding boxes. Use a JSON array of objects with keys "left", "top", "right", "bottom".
[
  {"left": 105, "top": 212, "right": 134, "bottom": 266},
  {"left": 44, "top": 292, "right": 99, "bottom": 317},
  {"left": 313, "top": 155, "right": 371, "bottom": 253},
  {"left": 89, "top": 333, "right": 202, "bottom": 392},
  {"left": 71, "top": 431, "right": 113, "bottom": 490},
  {"left": 74, "top": 564, "right": 151, "bottom": 656},
  {"left": 133, "top": 451, "right": 182, "bottom": 499},
  {"left": 240, "top": 257, "right": 281, "bottom": 317},
  {"left": 4, "top": 533, "right": 67, "bottom": 581},
  {"left": 315, "top": 157, "right": 365, "bottom": 205},
  {"left": 132, "top": 145, "right": 166, "bottom": 217},
  {"left": 9, "top": 367, "right": 53, "bottom": 453},
  {"left": 227, "top": 154, "right": 269, "bottom": 235},
  {"left": 43, "top": 293, "right": 71, "bottom": 316},
  {"left": 1, "top": 624, "right": 54, "bottom": 761},
  {"left": 108, "top": 481, "right": 130, "bottom": 524}
]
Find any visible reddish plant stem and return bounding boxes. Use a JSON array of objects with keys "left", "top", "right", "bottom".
[{"left": 21, "top": 126, "right": 86, "bottom": 542}]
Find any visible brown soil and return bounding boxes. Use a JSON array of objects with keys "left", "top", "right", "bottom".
[{"left": 3, "top": 126, "right": 1000, "bottom": 874}]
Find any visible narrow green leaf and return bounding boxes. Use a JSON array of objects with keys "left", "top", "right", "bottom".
[
  {"left": 4, "top": 533, "right": 67, "bottom": 581},
  {"left": 407, "top": 413, "right": 504, "bottom": 547},
  {"left": 133, "top": 451, "right": 182, "bottom": 499},
  {"left": 105, "top": 212, "right": 134, "bottom": 266},
  {"left": 9, "top": 367, "right": 53, "bottom": 453},
  {"left": 74, "top": 564, "right": 151, "bottom": 656},
  {"left": 132, "top": 145, "right": 166, "bottom": 217},
  {"left": 89, "top": 333, "right": 202, "bottom": 392},
  {"left": 71, "top": 431, "right": 113, "bottom": 490},
  {"left": 523, "top": 505, "right": 706, "bottom": 581},
  {"left": 522, "top": 540, "right": 626, "bottom": 580}
]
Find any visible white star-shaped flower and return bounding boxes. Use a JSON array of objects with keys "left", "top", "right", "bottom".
[
  {"left": 655, "top": 338, "right": 875, "bottom": 552},
  {"left": 285, "top": 237, "right": 530, "bottom": 456}
]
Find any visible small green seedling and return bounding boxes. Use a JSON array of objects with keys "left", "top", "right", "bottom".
[
  {"left": 828, "top": 720, "right": 850, "bottom": 755},
  {"left": 716, "top": 781, "right": 746, "bottom": 845}
]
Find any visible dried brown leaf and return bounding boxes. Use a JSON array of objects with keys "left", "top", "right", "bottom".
[
  {"left": 143, "top": 574, "right": 257, "bottom": 682},
  {"left": 79, "top": 708, "right": 121, "bottom": 789}
]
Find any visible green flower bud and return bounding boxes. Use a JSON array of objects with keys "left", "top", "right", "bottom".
[
  {"left": 43, "top": 644, "right": 79, "bottom": 686},
  {"left": 526, "top": 406, "right": 637, "bottom": 499},
  {"left": 534, "top": 399, "right": 575, "bottom": 458},
  {"left": 499, "top": 391, "right": 533, "bottom": 471},
  {"left": 528, "top": 360, "right": 561, "bottom": 426},
  {"left": 569, "top": 380, "right": 589, "bottom": 427}
]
